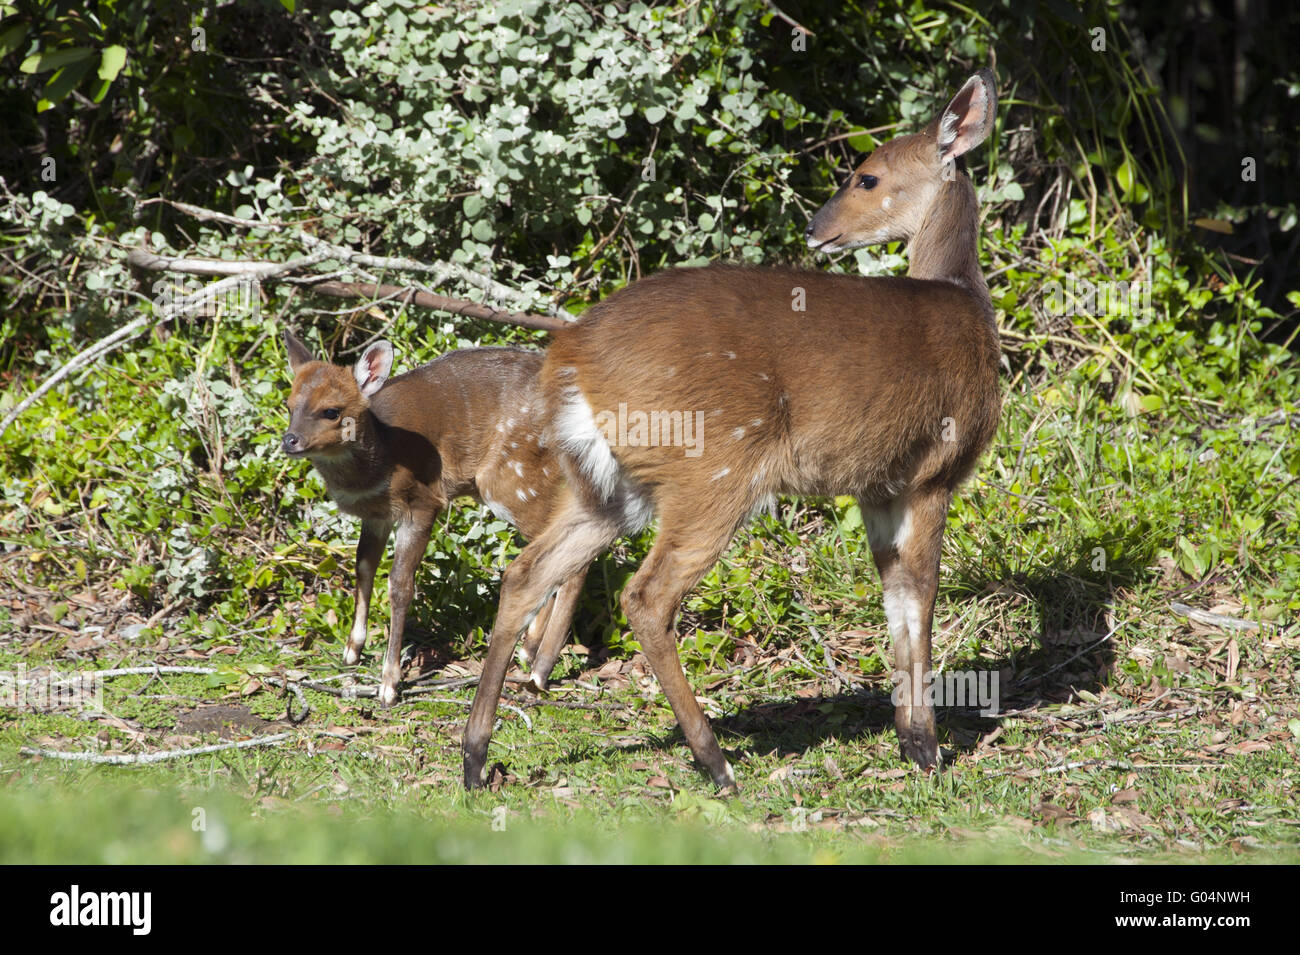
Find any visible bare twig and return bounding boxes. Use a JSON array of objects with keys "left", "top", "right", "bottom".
[
  {"left": 126, "top": 249, "right": 567, "bottom": 331},
  {"left": 21, "top": 733, "right": 294, "bottom": 765},
  {"left": 1170, "top": 602, "right": 1262, "bottom": 633},
  {"left": 149, "top": 199, "right": 576, "bottom": 321}
]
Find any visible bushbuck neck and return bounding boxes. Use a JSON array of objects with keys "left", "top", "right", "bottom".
[
  {"left": 281, "top": 330, "right": 588, "bottom": 705},
  {"left": 910, "top": 173, "right": 989, "bottom": 310},
  {"left": 462, "top": 69, "right": 1001, "bottom": 790}
]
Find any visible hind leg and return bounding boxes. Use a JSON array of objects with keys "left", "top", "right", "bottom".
[
  {"left": 620, "top": 506, "right": 748, "bottom": 789},
  {"left": 522, "top": 571, "right": 586, "bottom": 691},
  {"left": 463, "top": 506, "right": 620, "bottom": 788}
]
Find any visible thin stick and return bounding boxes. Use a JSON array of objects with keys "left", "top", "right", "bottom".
[
  {"left": 20, "top": 733, "right": 294, "bottom": 765},
  {"left": 149, "top": 199, "right": 576, "bottom": 322},
  {"left": 981, "top": 758, "right": 1212, "bottom": 779},
  {"left": 127, "top": 249, "right": 567, "bottom": 332}
]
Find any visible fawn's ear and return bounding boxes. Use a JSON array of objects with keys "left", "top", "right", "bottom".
[
  {"left": 354, "top": 340, "right": 394, "bottom": 397},
  {"left": 284, "top": 329, "right": 316, "bottom": 374},
  {"left": 934, "top": 68, "right": 997, "bottom": 162}
]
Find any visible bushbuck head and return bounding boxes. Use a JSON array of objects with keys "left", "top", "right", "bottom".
[
  {"left": 281, "top": 330, "right": 392, "bottom": 460},
  {"left": 804, "top": 68, "right": 997, "bottom": 253}
]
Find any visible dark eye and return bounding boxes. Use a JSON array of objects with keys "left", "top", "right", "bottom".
[
  {"left": 322, "top": 408, "right": 341, "bottom": 421},
  {"left": 858, "top": 174, "right": 878, "bottom": 190}
]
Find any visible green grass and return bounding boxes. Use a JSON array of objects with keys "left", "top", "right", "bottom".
[{"left": 2, "top": 222, "right": 1298, "bottom": 864}]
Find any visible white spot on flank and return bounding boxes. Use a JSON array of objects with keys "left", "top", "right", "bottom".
[
  {"left": 758, "top": 372, "right": 770, "bottom": 380},
  {"left": 723, "top": 351, "right": 736, "bottom": 359},
  {"left": 542, "top": 466, "right": 551, "bottom": 477},
  {"left": 496, "top": 423, "right": 504, "bottom": 433},
  {"left": 506, "top": 418, "right": 516, "bottom": 428},
  {"left": 528, "top": 487, "right": 538, "bottom": 498},
  {"left": 665, "top": 366, "right": 676, "bottom": 378},
  {"left": 751, "top": 418, "right": 763, "bottom": 427},
  {"left": 516, "top": 488, "right": 528, "bottom": 501},
  {"left": 711, "top": 467, "right": 731, "bottom": 482},
  {"left": 511, "top": 461, "right": 524, "bottom": 477},
  {"left": 711, "top": 409, "right": 723, "bottom": 417},
  {"left": 510, "top": 441, "right": 518, "bottom": 448},
  {"left": 732, "top": 427, "right": 746, "bottom": 440}
]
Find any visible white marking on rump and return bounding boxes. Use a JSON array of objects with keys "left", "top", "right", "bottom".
[{"left": 553, "top": 385, "right": 620, "bottom": 499}]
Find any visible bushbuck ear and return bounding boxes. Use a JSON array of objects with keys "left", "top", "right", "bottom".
[
  {"left": 354, "top": 340, "right": 393, "bottom": 397},
  {"left": 934, "top": 68, "right": 997, "bottom": 162},
  {"left": 285, "top": 329, "right": 316, "bottom": 374}
]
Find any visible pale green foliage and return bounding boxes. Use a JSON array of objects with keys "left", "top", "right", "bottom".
[{"left": 254, "top": 0, "right": 806, "bottom": 305}]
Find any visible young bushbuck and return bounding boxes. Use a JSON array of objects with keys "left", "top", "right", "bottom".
[
  {"left": 462, "top": 69, "right": 1000, "bottom": 789},
  {"left": 281, "top": 330, "right": 587, "bottom": 705}
]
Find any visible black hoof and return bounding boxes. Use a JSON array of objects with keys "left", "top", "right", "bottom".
[{"left": 899, "top": 732, "right": 940, "bottom": 769}]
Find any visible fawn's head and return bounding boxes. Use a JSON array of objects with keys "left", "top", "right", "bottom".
[
  {"left": 281, "top": 330, "right": 393, "bottom": 459},
  {"left": 805, "top": 68, "right": 997, "bottom": 253}
]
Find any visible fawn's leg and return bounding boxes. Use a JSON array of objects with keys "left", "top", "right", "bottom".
[
  {"left": 344, "top": 519, "right": 391, "bottom": 666},
  {"left": 378, "top": 519, "right": 433, "bottom": 707},
  {"left": 463, "top": 507, "right": 620, "bottom": 788},
  {"left": 524, "top": 571, "right": 586, "bottom": 691},
  {"left": 619, "top": 509, "right": 743, "bottom": 790},
  {"left": 863, "top": 488, "right": 951, "bottom": 768},
  {"left": 517, "top": 591, "right": 556, "bottom": 668}
]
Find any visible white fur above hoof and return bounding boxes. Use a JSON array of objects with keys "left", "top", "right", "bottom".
[
  {"left": 342, "top": 644, "right": 362, "bottom": 666},
  {"left": 377, "top": 682, "right": 399, "bottom": 707}
]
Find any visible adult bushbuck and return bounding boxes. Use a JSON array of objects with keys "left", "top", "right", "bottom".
[
  {"left": 463, "top": 69, "right": 1000, "bottom": 789},
  {"left": 281, "top": 330, "right": 586, "bottom": 704}
]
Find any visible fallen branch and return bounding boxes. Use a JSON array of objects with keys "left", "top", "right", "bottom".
[
  {"left": 981, "top": 758, "right": 1213, "bottom": 778},
  {"left": 21, "top": 732, "right": 294, "bottom": 765},
  {"left": 126, "top": 248, "right": 567, "bottom": 332},
  {"left": 1170, "top": 602, "right": 1262, "bottom": 633},
  {"left": 146, "top": 198, "right": 576, "bottom": 322}
]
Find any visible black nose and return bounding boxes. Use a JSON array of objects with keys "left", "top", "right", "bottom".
[
  {"left": 282, "top": 432, "right": 301, "bottom": 454},
  {"left": 804, "top": 221, "right": 815, "bottom": 238}
]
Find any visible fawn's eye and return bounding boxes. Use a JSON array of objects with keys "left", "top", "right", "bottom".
[
  {"left": 858, "top": 174, "right": 878, "bottom": 190},
  {"left": 322, "top": 408, "right": 341, "bottom": 421}
]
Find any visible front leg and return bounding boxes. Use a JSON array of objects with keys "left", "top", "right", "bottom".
[
  {"left": 344, "top": 519, "right": 391, "bottom": 666},
  {"left": 379, "top": 520, "right": 433, "bottom": 707}
]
